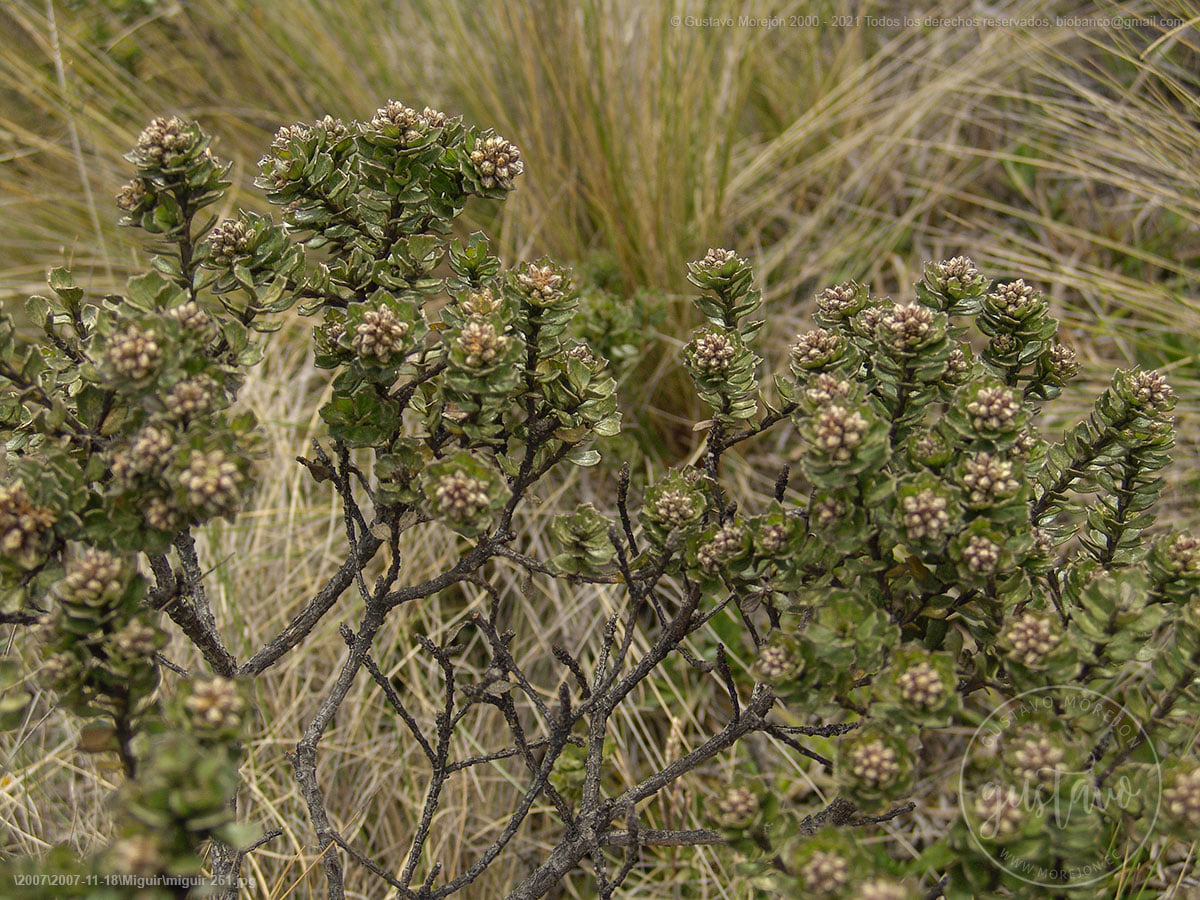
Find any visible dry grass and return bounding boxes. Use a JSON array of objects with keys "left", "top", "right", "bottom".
[{"left": 2, "top": 1, "right": 1200, "bottom": 897}]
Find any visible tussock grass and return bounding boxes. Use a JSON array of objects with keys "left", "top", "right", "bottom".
[{"left": 2, "top": 1, "right": 1200, "bottom": 897}]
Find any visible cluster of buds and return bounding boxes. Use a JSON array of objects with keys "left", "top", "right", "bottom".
[
  {"left": 799, "top": 851, "right": 850, "bottom": 896},
  {"left": 367, "top": 101, "right": 446, "bottom": 145},
  {"left": 185, "top": 676, "right": 245, "bottom": 734},
  {"left": 689, "top": 330, "right": 737, "bottom": 373},
  {"left": 351, "top": 305, "right": 410, "bottom": 359},
  {"left": 849, "top": 739, "right": 901, "bottom": 788},
  {"left": 879, "top": 303, "right": 935, "bottom": 349},
  {"left": 809, "top": 495, "right": 843, "bottom": 529},
  {"left": 1125, "top": 370, "right": 1174, "bottom": 413},
  {"left": 460, "top": 287, "right": 503, "bottom": 319},
  {"left": 1163, "top": 768, "right": 1200, "bottom": 828},
  {"left": 652, "top": 489, "right": 697, "bottom": 529},
  {"left": 145, "top": 497, "right": 180, "bottom": 533},
  {"left": 455, "top": 320, "right": 509, "bottom": 367},
  {"left": 132, "top": 116, "right": 196, "bottom": 166},
  {"left": 790, "top": 327, "right": 844, "bottom": 370},
  {"left": 168, "top": 300, "right": 210, "bottom": 333},
  {"left": 966, "top": 385, "right": 1020, "bottom": 433},
  {"left": 696, "top": 523, "right": 744, "bottom": 574},
  {"left": 54, "top": 550, "right": 124, "bottom": 607},
  {"left": 973, "top": 783, "right": 1025, "bottom": 839},
  {"left": 985, "top": 280, "right": 1042, "bottom": 321},
  {"left": 434, "top": 470, "right": 492, "bottom": 521},
  {"left": 1003, "top": 611, "right": 1062, "bottom": 666},
  {"left": 714, "top": 786, "right": 759, "bottom": 828},
  {"left": 111, "top": 423, "right": 174, "bottom": 484},
  {"left": 896, "top": 660, "right": 945, "bottom": 709},
  {"left": 814, "top": 281, "right": 867, "bottom": 322},
  {"left": 311, "top": 114, "right": 351, "bottom": 141},
  {"left": 165, "top": 376, "right": 215, "bottom": 418},
  {"left": 115, "top": 180, "right": 148, "bottom": 212},
  {"left": 695, "top": 247, "right": 744, "bottom": 272},
  {"left": 758, "top": 521, "right": 789, "bottom": 554},
  {"left": 178, "top": 449, "right": 241, "bottom": 516},
  {"left": 1166, "top": 534, "right": 1200, "bottom": 575},
  {"left": 205, "top": 218, "right": 252, "bottom": 266},
  {"left": 943, "top": 346, "right": 971, "bottom": 383},
  {"left": 813, "top": 405, "right": 869, "bottom": 462},
  {"left": 962, "top": 535, "right": 1000, "bottom": 574},
  {"left": 515, "top": 263, "right": 565, "bottom": 304},
  {"left": 805, "top": 373, "right": 853, "bottom": 406},
  {"left": 961, "top": 453, "right": 1019, "bottom": 505},
  {"left": 108, "top": 325, "right": 163, "bottom": 380},
  {"left": 112, "top": 620, "right": 161, "bottom": 657},
  {"left": 924, "top": 255, "right": 987, "bottom": 300},
  {"left": 0, "top": 482, "right": 56, "bottom": 569},
  {"left": 1008, "top": 733, "right": 1066, "bottom": 787},
  {"left": 1043, "top": 343, "right": 1079, "bottom": 382},
  {"left": 900, "top": 489, "right": 950, "bottom": 540},
  {"left": 469, "top": 134, "right": 524, "bottom": 190},
  {"left": 752, "top": 638, "right": 802, "bottom": 683}
]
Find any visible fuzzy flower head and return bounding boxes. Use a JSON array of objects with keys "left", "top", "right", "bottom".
[
  {"left": 961, "top": 453, "right": 1020, "bottom": 505},
  {"left": 689, "top": 330, "right": 737, "bottom": 373},
  {"left": 962, "top": 535, "right": 1000, "bottom": 574},
  {"left": 165, "top": 376, "right": 216, "bottom": 419},
  {"left": 115, "top": 180, "right": 148, "bottom": 212},
  {"left": 973, "top": 783, "right": 1025, "bottom": 839},
  {"left": 799, "top": 851, "right": 850, "bottom": 896},
  {"left": 178, "top": 449, "right": 242, "bottom": 516},
  {"left": 900, "top": 489, "right": 951, "bottom": 540},
  {"left": 351, "top": 305, "right": 411, "bottom": 360},
  {"left": 812, "top": 405, "right": 869, "bottom": 462},
  {"left": 185, "top": 676, "right": 245, "bottom": 733},
  {"left": 1003, "top": 611, "right": 1062, "bottom": 667},
  {"left": 1044, "top": 343, "right": 1079, "bottom": 383},
  {"left": 925, "top": 255, "right": 987, "bottom": 300},
  {"left": 654, "top": 490, "right": 696, "bottom": 528},
  {"left": 1124, "top": 370, "right": 1174, "bottom": 413},
  {"left": 107, "top": 325, "right": 162, "bottom": 381},
  {"left": 790, "top": 327, "right": 844, "bottom": 370},
  {"left": 1167, "top": 534, "right": 1200, "bottom": 575},
  {"left": 815, "top": 281, "right": 868, "bottom": 322},
  {"left": 456, "top": 320, "right": 509, "bottom": 367},
  {"left": 1163, "top": 767, "right": 1200, "bottom": 829},
  {"left": 879, "top": 303, "right": 936, "bottom": 350},
  {"left": 368, "top": 101, "right": 445, "bottom": 145},
  {"left": 0, "top": 482, "right": 56, "bottom": 569},
  {"left": 55, "top": 550, "right": 125, "bottom": 608},
  {"left": 112, "top": 621, "right": 161, "bottom": 657},
  {"left": 966, "top": 385, "right": 1020, "bottom": 433},
  {"left": 805, "top": 374, "right": 853, "bottom": 406},
  {"left": 132, "top": 116, "right": 197, "bottom": 166},
  {"left": 849, "top": 739, "right": 900, "bottom": 787},
  {"left": 145, "top": 497, "right": 181, "bottom": 533},
  {"left": 943, "top": 346, "right": 971, "bottom": 383},
  {"left": 986, "top": 279, "right": 1043, "bottom": 321},
  {"left": 515, "top": 263, "right": 565, "bottom": 304},
  {"left": 897, "top": 660, "right": 945, "bottom": 710},
  {"left": 696, "top": 523, "right": 744, "bottom": 574},
  {"left": 469, "top": 134, "right": 524, "bottom": 189},
  {"left": 714, "top": 786, "right": 759, "bottom": 828},
  {"left": 460, "top": 287, "right": 503, "bottom": 319},
  {"left": 1008, "top": 733, "right": 1067, "bottom": 788},
  {"left": 434, "top": 470, "right": 492, "bottom": 521},
  {"left": 205, "top": 218, "right": 252, "bottom": 267},
  {"left": 167, "top": 300, "right": 210, "bottom": 334},
  {"left": 697, "top": 248, "right": 742, "bottom": 271},
  {"left": 752, "top": 636, "right": 803, "bottom": 684}
]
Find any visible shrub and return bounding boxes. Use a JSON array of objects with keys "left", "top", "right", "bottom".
[{"left": 0, "top": 104, "right": 1198, "bottom": 900}]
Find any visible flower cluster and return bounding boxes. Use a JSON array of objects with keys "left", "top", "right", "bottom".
[
  {"left": 434, "top": 470, "right": 492, "bottom": 521},
  {"left": 107, "top": 326, "right": 162, "bottom": 380},
  {"left": 455, "top": 320, "right": 509, "bottom": 367},
  {"left": 690, "top": 330, "right": 737, "bottom": 372},
  {"left": 516, "top": 263, "right": 565, "bottom": 303},
  {"left": 1003, "top": 611, "right": 1062, "bottom": 666},
  {"left": 900, "top": 489, "right": 950, "bottom": 540},
  {"left": 960, "top": 453, "right": 1019, "bottom": 505},
  {"left": 469, "top": 134, "right": 524, "bottom": 190},
  {"left": 896, "top": 661, "right": 944, "bottom": 709},
  {"left": 205, "top": 218, "right": 252, "bottom": 266},
  {"left": 973, "top": 783, "right": 1024, "bottom": 839},
  {"left": 184, "top": 677, "right": 245, "bottom": 734},
  {"left": 351, "top": 305, "right": 411, "bottom": 359},
  {"left": 965, "top": 385, "right": 1020, "bottom": 433},
  {"left": 178, "top": 450, "right": 241, "bottom": 515},
  {"left": 813, "top": 405, "right": 869, "bottom": 461},
  {"left": 0, "top": 483, "right": 56, "bottom": 570},
  {"left": 132, "top": 116, "right": 196, "bottom": 166}
]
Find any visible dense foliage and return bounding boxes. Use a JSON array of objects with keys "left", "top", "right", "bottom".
[{"left": 0, "top": 103, "right": 1197, "bottom": 899}]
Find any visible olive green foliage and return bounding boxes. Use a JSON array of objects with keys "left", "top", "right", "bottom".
[{"left": 1, "top": 99, "right": 1199, "bottom": 900}]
